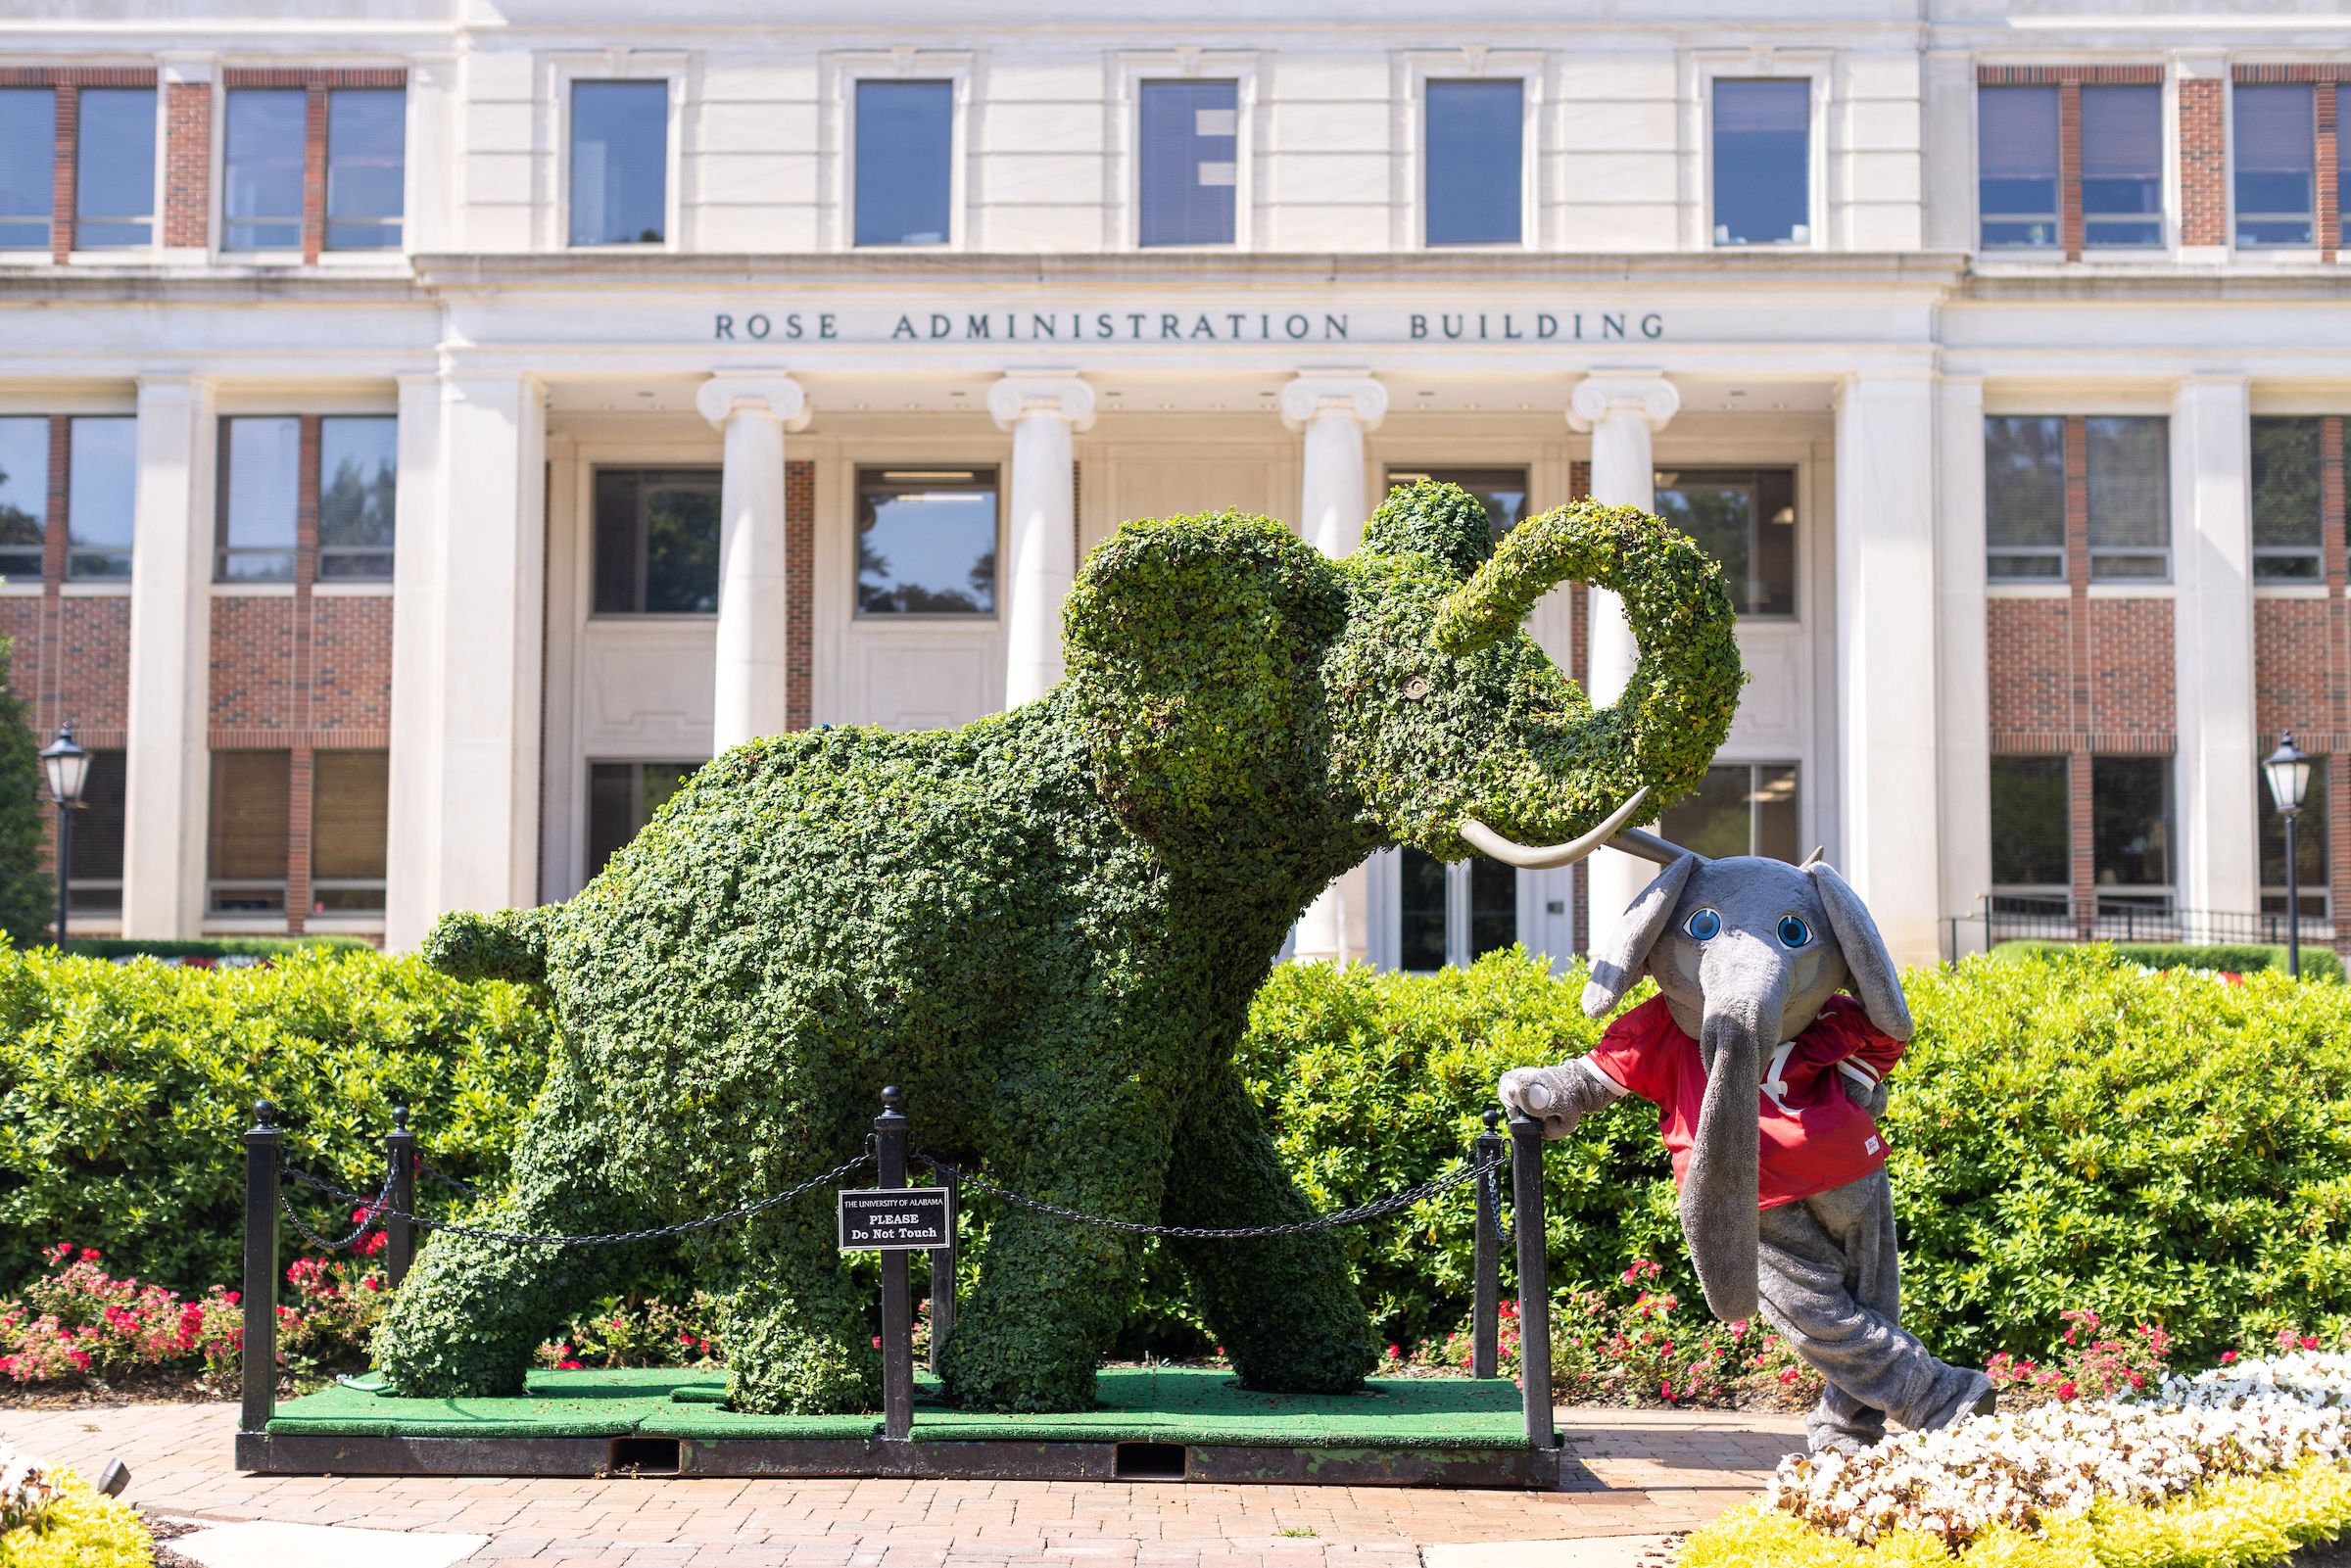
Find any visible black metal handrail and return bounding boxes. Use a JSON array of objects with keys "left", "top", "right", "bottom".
[{"left": 1943, "top": 892, "right": 2336, "bottom": 964}]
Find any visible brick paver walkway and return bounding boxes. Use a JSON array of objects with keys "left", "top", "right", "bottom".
[{"left": 5, "top": 1401, "right": 1801, "bottom": 1567}]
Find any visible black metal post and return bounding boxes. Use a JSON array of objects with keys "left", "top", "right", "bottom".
[
  {"left": 875, "top": 1086, "right": 914, "bottom": 1442},
  {"left": 53, "top": 800, "right": 70, "bottom": 944},
  {"left": 1508, "top": 1114, "right": 1553, "bottom": 1453},
  {"left": 928, "top": 1163, "right": 957, "bottom": 1376},
  {"left": 384, "top": 1106, "right": 416, "bottom": 1289},
  {"left": 1471, "top": 1109, "right": 1502, "bottom": 1379},
  {"left": 2285, "top": 812, "right": 2303, "bottom": 980},
  {"left": 241, "top": 1102, "right": 280, "bottom": 1435}
]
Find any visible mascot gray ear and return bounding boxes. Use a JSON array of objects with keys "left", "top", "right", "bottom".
[
  {"left": 1581, "top": 854, "right": 1701, "bottom": 1020},
  {"left": 1807, "top": 861, "right": 1912, "bottom": 1041}
]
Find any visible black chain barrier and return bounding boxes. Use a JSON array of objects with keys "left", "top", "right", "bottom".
[
  {"left": 276, "top": 1166, "right": 402, "bottom": 1254},
  {"left": 1483, "top": 1166, "right": 1515, "bottom": 1250},
  {"left": 418, "top": 1162, "right": 486, "bottom": 1199},
  {"left": 276, "top": 1152, "right": 874, "bottom": 1249},
  {"left": 911, "top": 1148, "right": 1503, "bottom": 1240}
]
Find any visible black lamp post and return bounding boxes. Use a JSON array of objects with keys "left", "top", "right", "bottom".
[
  {"left": 2263, "top": 730, "right": 2314, "bottom": 980},
  {"left": 38, "top": 724, "right": 89, "bottom": 944}
]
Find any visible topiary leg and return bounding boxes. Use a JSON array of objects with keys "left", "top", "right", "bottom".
[
  {"left": 716, "top": 1211, "right": 881, "bottom": 1416},
  {"left": 371, "top": 1064, "right": 634, "bottom": 1397},
  {"left": 1162, "top": 1065, "right": 1379, "bottom": 1395},
  {"left": 937, "top": 1108, "right": 1171, "bottom": 1412}
]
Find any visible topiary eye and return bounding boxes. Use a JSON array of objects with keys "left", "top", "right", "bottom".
[
  {"left": 1778, "top": 915, "right": 1810, "bottom": 948},
  {"left": 1685, "top": 908, "right": 1721, "bottom": 941}
]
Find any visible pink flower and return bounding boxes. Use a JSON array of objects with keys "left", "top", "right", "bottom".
[
  {"left": 557, "top": 1359, "right": 584, "bottom": 1371},
  {"left": 2056, "top": 1380, "right": 2079, "bottom": 1401}
]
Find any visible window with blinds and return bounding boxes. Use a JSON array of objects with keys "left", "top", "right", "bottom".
[
  {"left": 2234, "top": 83, "right": 2316, "bottom": 248},
  {"left": 2085, "top": 416, "right": 2170, "bottom": 582},
  {"left": 208, "top": 751, "right": 290, "bottom": 915},
  {"left": 1139, "top": 80, "right": 1238, "bottom": 247},
  {"left": 1711, "top": 79, "right": 1810, "bottom": 245},
  {"left": 2081, "top": 85, "right": 2162, "bottom": 249},
  {"left": 1979, "top": 86, "right": 2059, "bottom": 248},
  {"left": 312, "top": 751, "right": 388, "bottom": 915}
]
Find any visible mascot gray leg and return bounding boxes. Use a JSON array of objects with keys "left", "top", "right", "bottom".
[{"left": 1754, "top": 1169, "right": 1992, "bottom": 1452}]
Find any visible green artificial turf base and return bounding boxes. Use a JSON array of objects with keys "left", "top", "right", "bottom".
[{"left": 268, "top": 1366, "right": 1542, "bottom": 1449}]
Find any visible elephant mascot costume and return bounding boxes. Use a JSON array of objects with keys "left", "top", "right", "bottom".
[{"left": 1500, "top": 835, "right": 1993, "bottom": 1453}]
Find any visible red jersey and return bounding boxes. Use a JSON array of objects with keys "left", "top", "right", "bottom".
[{"left": 1585, "top": 993, "right": 1905, "bottom": 1210}]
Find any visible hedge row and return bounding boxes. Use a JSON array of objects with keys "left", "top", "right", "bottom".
[
  {"left": 1991, "top": 939, "right": 2345, "bottom": 984},
  {"left": 2, "top": 942, "right": 2346, "bottom": 1369}
]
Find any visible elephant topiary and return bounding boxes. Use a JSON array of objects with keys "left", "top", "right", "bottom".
[{"left": 370, "top": 482, "right": 1743, "bottom": 1414}]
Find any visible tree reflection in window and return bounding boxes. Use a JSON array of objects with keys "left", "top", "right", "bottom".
[{"left": 856, "top": 468, "right": 998, "bottom": 615}]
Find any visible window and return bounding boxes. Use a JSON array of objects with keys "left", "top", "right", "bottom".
[
  {"left": 0, "top": 417, "right": 46, "bottom": 580},
  {"left": 1398, "top": 849, "right": 1514, "bottom": 972},
  {"left": 75, "top": 87, "right": 155, "bottom": 248},
  {"left": 1138, "top": 80, "right": 1236, "bottom": 247},
  {"left": 2090, "top": 755, "right": 2172, "bottom": 898},
  {"left": 1990, "top": 756, "right": 2070, "bottom": 889},
  {"left": 2251, "top": 416, "right": 2324, "bottom": 583},
  {"left": 222, "top": 88, "right": 305, "bottom": 251},
  {"left": 1656, "top": 764, "right": 1801, "bottom": 862},
  {"left": 2085, "top": 416, "right": 2169, "bottom": 581},
  {"left": 2259, "top": 756, "right": 2328, "bottom": 921},
  {"left": 66, "top": 749, "right": 124, "bottom": 916},
  {"left": 1424, "top": 79, "right": 1521, "bottom": 247},
  {"left": 1712, "top": 78, "right": 1809, "bottom": 246},
  {"left": 325, "top": 88, "right": 405, "bottom": 250},
  {"left": 592, "top": 468, "right": 719, "bottom": 614},
  {"left": 217, "top": 416, "right": 299, "bottom": 582},
  {"left": 856, "top": 468, "right": 997, "bottom": 615},
  {"left": 312, "top": 751, "right": 387, "bottom": 915},
  {"left": 67, "top": 417, "right": 134, "bottom": 581},
  {"left": 1653, "top": 468, "right": 1798, "bottom": 617},
  {"left": 569, "top": 81, "right": 668, "bottom": 247},
  {"left": 1383, "top": 467, "right": 1528, "bottom": 539},
  {"left": 2081, "top": 85, "right": 2162, "bottom": 249},
  {"left": 855, "top": 80, "right": 953, "bottom": 247},
  {"left": 2341, "top": 86, "right": 2350, "bottom": 249},
  {"left": 588, "top": 761, "right": 697, "bottom": 876},
  {"left": 2235, "top": 83, "right": 2315, "bottom": 248},
  {"left": 208, "top": 750, "right": 290, "bottom": 914},
  {"left": 1978, "top": 85, "right": 2059, "bottom": 248},
  {"left": 1985, "top": 416, "right": 2066, "bottom": 581},
  {"left": 318, "top": 416, "right": 397, "bottom": 580},
  {"left": 0, "top": 88, "right": 53, "bottom": 249}
]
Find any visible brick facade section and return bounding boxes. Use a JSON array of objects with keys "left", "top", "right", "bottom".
[
  {"left": 209, "top": 597, "right": 299, "bottom": 730},
  {"left": 2180, "top": 78, "right": 2229, "bottom": 248},
  {"left": 163, "top": 81, "right": 210, "bottom": 249},
  {"left": 2255, "top": 598, "right": 2330, "bottom": 739},
  {"left": 310, "top": 596, "right": 395, "bottom": 731},
  {"left": 786, "top": 458, "right": 814, "bottom": 732},
  {"left": 1977, "top": 65, "right": 2164, "bottom": 86},
  {"left": 2086, "top": 599, "right": 2176, "bottom": 739},
  {"left": 53, "top": 599, "right": 130, "bottom": 736},
  {"left": 2232, "top": 67, "right": 2350, "bottom": 262},
  {"left": 1988, "top": 599, "right": 2073, "bottom": 740}
]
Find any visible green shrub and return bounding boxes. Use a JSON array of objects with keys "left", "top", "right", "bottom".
[
  {"left": 0, "top": 946, "right": 549, "bottom": 1295},
  {"left": 1889, "top": 946, "right": 2351, "bottom": 1365},
  {"left": 55, "top": 935, "right": 376, "bottom": 962},
  {"left": 1991, "top": 939, "right": 2344, "bottom": 983}
]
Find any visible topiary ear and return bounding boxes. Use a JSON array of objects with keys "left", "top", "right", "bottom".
[
  {"left": 1358, "top": 481, "right": 1497, "bottom": 581},
  {"left": 1063, "top": 511, "right": 1348, "bottom": 865}
]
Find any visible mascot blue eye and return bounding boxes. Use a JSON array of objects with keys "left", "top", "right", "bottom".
[
  {"left": 1778, "top": 915, "right": 1811, "bottom": 948},
  {"left": 1685, "top": 909, "right": 1721, "bottom": 941}
]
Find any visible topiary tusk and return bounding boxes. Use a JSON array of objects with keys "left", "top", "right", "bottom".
[{"left": 1460, "top": 786, "right": 1652, "bottom": 870}]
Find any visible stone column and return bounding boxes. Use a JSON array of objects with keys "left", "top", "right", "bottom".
[
  {"left": 120, "top": 376, "right": 216, "bottom": 937},
  {"left": 2171, "top": 374, "right": 2258, "bottom": 932},
  {"left": 988, "top": 374, "right": 1096, "bottom": 710},
  {"left": 403, "top": 373, "right": 547, "bottom": 937},
  {"left": 1568, "top": 373, "right": 1680, "bottom": 958},
  {"left": 1281, "top": 374, "right": 1387, "bottom": 966},
  {"left": 1936, "top": 374, "right": 1992, "bottom": 952},
  {"left": 1835, "top": 370, "right": 1944, "bottom": 968},
  {"left": 384, "top": 372, "right": 444, "bottom": 950},
  {"left": 698, "top": 374, "right": 809, "bottom": 751}
]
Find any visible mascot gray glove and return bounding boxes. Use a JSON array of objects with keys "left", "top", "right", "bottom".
[{"left": 1498, "top": 1058, "right": 1628, "bottom": 1141}]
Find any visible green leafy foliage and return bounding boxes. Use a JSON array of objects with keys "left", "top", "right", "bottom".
[
  {"left": 1991, "top": 940, "right": 2344, "bottom": 984},
  {"left": 56, "top": 935, "right": 374, "bottom": 962},
  {"left": 385, "top": 483, "right": 1742, "bottom": 1416},
  {"left": 0, "top": 946, "right": 548, "bottom": 1295},
  {"left": 0, "top": 639, "right": 53, "bottom": 945}
]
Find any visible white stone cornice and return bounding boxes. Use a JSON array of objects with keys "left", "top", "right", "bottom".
[
  {"left": 1566, "top": 372, "right": 1680, "bottom": 434},
  {"left": 696, "top": 373, "right": 809, "bottom": 432},
  {"left": 1278, "top": 373, "right": 1388, "bottom": 433},
  {"left": 987, "top": 374, "right": 1097, "bottom": 433}
]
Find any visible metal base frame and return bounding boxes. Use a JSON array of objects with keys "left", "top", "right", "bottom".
[{"left": 236, "top": 1430, "right": 1574, "bottom": 1490}]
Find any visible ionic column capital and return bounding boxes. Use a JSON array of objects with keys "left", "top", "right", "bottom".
[
  {"left": 1278, "top": 373, "right": 1388, "bottom": 434},
  {"left": 987, "top": 374, "right": 1096, "bottom": 433},
  {"left": 1566, "top": 373, "right": 1679, "bottom": 434},
  {"left": 696, "top": 373, "right": 810, "bottom": 432}
]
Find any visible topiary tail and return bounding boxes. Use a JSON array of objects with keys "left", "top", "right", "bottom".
[{"left": 422, "top": 906, "right": 554, "bottom": 987}]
